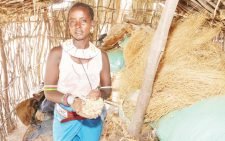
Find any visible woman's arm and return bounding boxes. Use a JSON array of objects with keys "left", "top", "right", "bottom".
[
  {"left": 100, "top": 51, "right": 112, "bottom": 99},
  {"left": 44, "top": 47, "right": 66, "bottom": 104}
]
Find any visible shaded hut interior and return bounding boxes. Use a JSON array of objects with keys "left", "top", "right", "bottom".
[{"left": 0, "top": 0, "right": 225, "bottom": 140}]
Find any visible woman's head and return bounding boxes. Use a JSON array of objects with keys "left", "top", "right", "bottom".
[
  {"left": 69, "top": 2, "right": 94, "bottom": 20},
  {"left": 68, "top": 2, "right": 94, "bottom": 41}
]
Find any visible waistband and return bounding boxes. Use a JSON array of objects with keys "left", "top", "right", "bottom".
[{"left": 55, "top": 104, "right": 85, "bottom": 123}]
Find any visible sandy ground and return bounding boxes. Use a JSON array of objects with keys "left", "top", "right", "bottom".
[
  {"left": 6, "top": 119, "right": 53, "bottom": 141},
  {"left": 6, "top": 120, "right": 27, "bottom": 141}
]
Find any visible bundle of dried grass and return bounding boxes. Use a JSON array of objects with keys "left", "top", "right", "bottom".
[
  {"left": 148, "top": 13, "right": 225, "bottom": 121},
  {"left": 120, "top": 13, "right": 225, "bottom": 122},
  {"left": 119, "top": 26, "right": 154, "bottom": 97},
  {"left": 101, "top": 113, "right": 129, "bottom": 141},
  {"left": 101, "top": 113, "right": 157, "bottom": 141}
]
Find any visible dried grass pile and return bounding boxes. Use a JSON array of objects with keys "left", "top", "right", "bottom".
[
  {"left": 119, "top": 26, "right": 154, "bottom": 97},
  {"left": 120, "top": 13, "right": 225, "bottom": 122},
  {"left": 101, "top": 113, "right": 157, "bottom": 141}
]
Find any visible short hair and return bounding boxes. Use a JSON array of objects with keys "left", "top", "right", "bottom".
[{"left": 68, "top": 2, "right": 94, "bottom": 20}]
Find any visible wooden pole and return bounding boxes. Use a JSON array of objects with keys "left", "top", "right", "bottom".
[{"left": 128, "top": 0, "right": 180, "bottom": 138}]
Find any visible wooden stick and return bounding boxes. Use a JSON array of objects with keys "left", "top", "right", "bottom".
[
  {"left": 128, "top": 0, "right": 180, "bottom": 138},
  {"left": 197, "top": 0, "right": 214, "bottom": 13},
  {"left": 104, "top": 100, "right": 119, "bottom": 107},
  {"left": 213, "top": 0, "right": 221, "bottom": 18}
]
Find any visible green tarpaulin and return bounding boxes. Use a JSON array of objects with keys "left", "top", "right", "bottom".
[
  {"left": 107, "top": 48, "right": 124, "bottom": 73},
  {"left": 155, "top": 94, "right": 225, "bottom": 141}
]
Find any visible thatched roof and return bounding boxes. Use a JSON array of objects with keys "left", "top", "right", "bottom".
[
  {"left": 178, "top": 0, "right": 225, "bottom": 13},
  {"left": 178, "top": 0, "right": 225, "bottom": 21},
  {"left": 1, "top": 0, "right": 225, "bottom": 28}
]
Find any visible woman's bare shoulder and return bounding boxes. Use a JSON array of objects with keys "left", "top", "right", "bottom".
[
  {"left": 47, "top": 46, "right": 62, "bottom": 63},
  {"left": 50, "top": 46, "right": 62, "bottom": 55}
]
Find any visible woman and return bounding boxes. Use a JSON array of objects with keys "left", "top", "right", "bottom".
[{"left": 44, "top": 2, "right": 111, "bottom": 141}]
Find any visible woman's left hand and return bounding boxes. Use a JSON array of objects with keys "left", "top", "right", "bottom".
[{"left": 87, "top": 89, "right": 101, "bottom": 100}]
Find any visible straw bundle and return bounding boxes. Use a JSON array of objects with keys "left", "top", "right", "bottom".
[
  {"left": 147, "top": 13, "right": 225, "bottom": 121},
  {"left": 101, "top": 113, "right": 157, "bottom": 141},
  {"left": 119, "top": 26, "right": 154, "bottom": 97},
  {"left": 77, "top": 98, "right": 104, "bottom": 119},
  {"left": 101, "top": 113, "right": 130, "bottom": 141},
  {"left": 120, "top": 13, "right": 225, "bottom": 122}
]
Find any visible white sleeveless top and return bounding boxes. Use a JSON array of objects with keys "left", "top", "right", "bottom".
[{"left": 57, "top": 39, "right": 102, "bottom": 97}]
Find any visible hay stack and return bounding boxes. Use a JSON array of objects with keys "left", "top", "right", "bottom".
[
  {"left": 101, "top": 113, "right": 158, "bottom": 141},
  {"left": 119, "top": 26, "right": 154, "bottom": 96},
  {"left": 120, "top": 13, "right": 225, "bottom": 122}
]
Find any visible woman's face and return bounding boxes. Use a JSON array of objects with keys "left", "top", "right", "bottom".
[{"left": 68, "top": 7, "right": 93, "bottom": 41}]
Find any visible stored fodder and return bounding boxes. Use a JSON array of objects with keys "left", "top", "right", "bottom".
[
  {"left": 123, "top": 26, "right": 153, "bottom": 67},
  {"left": 147, "top": 13, "right": 225, "bottom": 121},
  {"left": 101, "top": 113, "right": 158, "bottom": 141},
  {"left": 119, "top": 26, "right": 154, "bottom": 98},
  {"left": 149, "top": 69, "right": 225, "bottom": 120},
  {"left": 162, "top": 13, "right": 224, "bottom": 70},
  {"left": 101, "top": 113, "right": 133, "bottom": 141},
  {"left": 120, "top": 13, "right": 225, "bottom": 122}
]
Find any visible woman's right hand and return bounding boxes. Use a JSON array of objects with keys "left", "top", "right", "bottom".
[{"left": 71, "top": 98, "right": 83, "bottom": 113}]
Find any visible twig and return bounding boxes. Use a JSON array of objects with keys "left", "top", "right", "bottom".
[
  {"left": 213, "top": 0, "right": 221, "bottom": 18},
  {"left": 105, "top": 100, "right": 119, "bottom": 107}
]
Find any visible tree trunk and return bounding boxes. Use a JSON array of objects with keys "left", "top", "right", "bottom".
[
  {"left": 0, "top": 29, "right": 15, "bottom": 133},
  {"left": 128, "top": 0, "right": 180, "bottom": 138}
]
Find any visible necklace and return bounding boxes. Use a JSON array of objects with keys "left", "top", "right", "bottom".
[
  {"left": 79, "top": 58, "right": 93, "bottom": 90},
  {"left": 62, "top": 39, "right": 99, "bottom": 59},
  {"left": 71, "top": 58, "right": 93, "bottom": 90}
]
